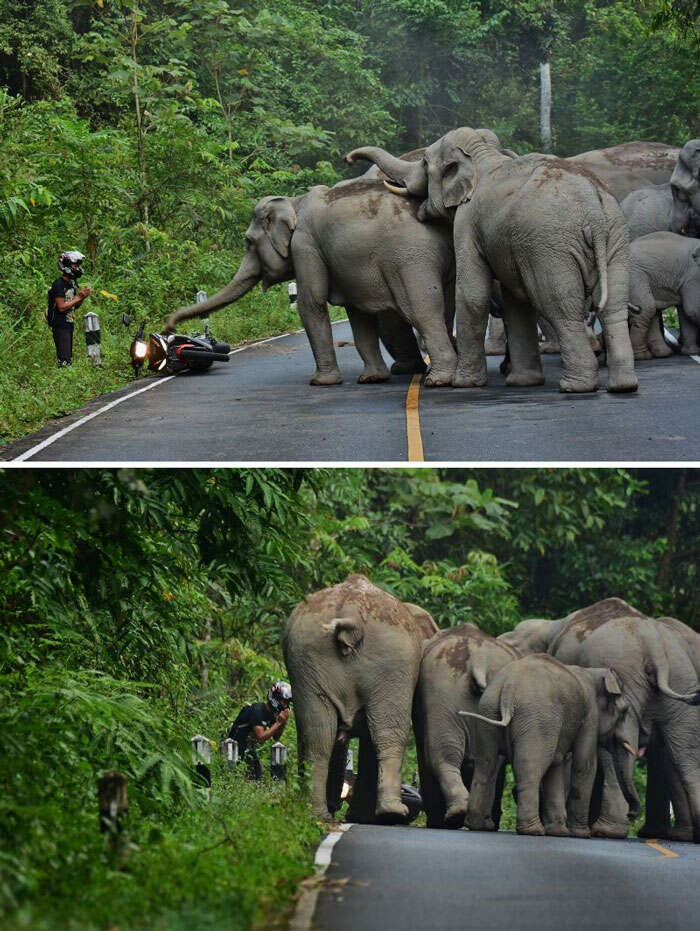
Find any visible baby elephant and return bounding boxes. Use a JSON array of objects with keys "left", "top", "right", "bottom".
[
  {"left": 461, "top": 654, "right": 629, "bottom": 838},
  {"left": 629, "top": 232, "right": 700, "bottom": 358}
]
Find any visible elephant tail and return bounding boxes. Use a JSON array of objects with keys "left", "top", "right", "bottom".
[
  {"left": 646, "top": 626, "right": 700, "bottom": 705},
  {"left": 322, "top": 617, "right": 365, "bottom": 657},
  {"left": 459, "top": 681, "right": 515, "bottom": 727},
  {"left": 459, "top": 709, "right": 512, "bottom": 727}
]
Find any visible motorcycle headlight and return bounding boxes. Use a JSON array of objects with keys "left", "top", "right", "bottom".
[{"left": 132, "top": 340, "right": 148, "bottom": 360}]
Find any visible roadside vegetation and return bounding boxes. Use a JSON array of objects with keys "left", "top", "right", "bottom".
[
  {"left": 2, "top": 468, "right": 697, "bottom": 929},
  {"left": 1, "top": 1, "right": 698, "bottom": 441}
]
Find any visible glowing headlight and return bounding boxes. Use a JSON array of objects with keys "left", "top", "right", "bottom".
[
  {"left": 341, "top": 780, "right": 352, "bottom": 800},
  {"left": 133, "top": 340, "right": 148, "bottom": 359}
]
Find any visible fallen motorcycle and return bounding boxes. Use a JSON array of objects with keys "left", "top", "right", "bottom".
[{"left": 123, "top": 314, "right": 230, "bottom": 376}]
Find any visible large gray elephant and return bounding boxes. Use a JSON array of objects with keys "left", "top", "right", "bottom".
[
  {"left": 347, "top": 128, "right": 638, "bottom": 394},
  {"left": 166, "top": 179, "right": 458, "bottom": 387},
  {"left": 670, "top": 139, "right": 700, "bottom": 218},
  {"left": 413, "top": 624, "right": 518, "bottom": 829},
  {"left": 282, "top": 574, "right": 438, "bottom": 822},
  {"left": 548, "top": 601, "right": 700, "bottom": 841},
  {"left": 461, "top": 654, "right": 630, "bottom": 837},
  {"left": 628, "top": 232, "right": 700, "bottom": 358},
  {"left": 567, "top": 142, "right": 680, "bottom": 202}
]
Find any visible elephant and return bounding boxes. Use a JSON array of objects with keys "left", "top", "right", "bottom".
[
  {"left": 347, "top": 127, "right": 638, "bottom": 394},
  {"left": 567, "top": 141, "right": 681, "bottom": 202},
  {"left": 412, "top": 624, "right": 518, "bottom": 829},
  {"left": 282, "top": 574, "right": 438, "bottom": 823},
  {"left": 670, "top": 139, "right": 700, "bottom": 219},
  {"left": 628, "top": 232, "right": 700, "bottom": 358},
  {"left": 461, "top": 654, "right": 630, "bottom": 838},
  {"left": 621, "top": 183, "right": 698, "bottom": 242},
  {"left": 639, "top": 616, "right": 700, "bottom": 842},
  {"left": 166, "top": 178, "right": 458, "bottom": 388},
  {"left": 548, "top": 600, "right": 700, "bottom": 841}
]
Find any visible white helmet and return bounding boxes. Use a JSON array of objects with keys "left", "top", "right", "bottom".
[
  {"left": 58, "top": 250, "right": 85, "bottom": 279},
  {"left": 268, "top": 681, "right": 292, "bottom": 713}
]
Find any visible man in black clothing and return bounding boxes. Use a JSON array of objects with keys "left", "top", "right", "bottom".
[
  {"left": 228, "top": 681, "right": 292, "bottom": 780},
  {"left": 47, "top": 251, "right": 93, "bottom": 365}
]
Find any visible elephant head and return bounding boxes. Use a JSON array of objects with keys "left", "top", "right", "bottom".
[
  {"left": 165, "top": 195, "right": 297, "bottom": 332},
  {"left": 671, "top": 139, "right": 700, "bottom": 218},
  {"left": 346, "top": 128, "right": 512, "bottom": 223}
]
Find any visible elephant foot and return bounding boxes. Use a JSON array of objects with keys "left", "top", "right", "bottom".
[
  {"left": 485, "top": 341, "right": 506, "bottom": 356},
  {"left": 516, "top": 817, "right": 545, "bottom": 837},
  {"left": 539, "top": 341, "right": 560, "bottom": 354},
  {"left": 424, "top": 368, "right": 456, "bottom": 388},
  {"left": 633, "top": 348, "right": 652, "bottom": 361},
  {"left": 681, "top": 345, "right": 700, "bottom": 356},
  {"left": 591, "top": 818, "right": 629, "bottom": 839},
  {"left": 375, "top": 798, "right": 409, "bottom": 825},
  {"left": 544, "top": 821, "right": 570, "bottom": 837},
  {"left": 391, "top": 358, "right": 427, "bottom": 375},
  {"left": 668, "top": 825, "right": 693, "bottom": 842},
  {"left": 606, "top": 371, "right": 638, "bottom": 394},
  {"left": 443, "top": 802, "right": 468, "bottom": 830},
  {"left": 466, "top": 816, "right": 495, "bottom": 832},
  {"left": 505, "top": 369, "right": 546, "bottom": 387},
  {"left": 650, "top": 344, "right": 673, "bottom": 358},
  {"left": 636, "top": 822, "right": 668, "bottom": 839},
  {"left": 452, "top": 370, "right": 488, "bottom": 388},
  {"left": 559, "top": 374, "right": 599, "bottom": 393},
  {"left": 310, "top": 370, "right": 343, "bottom": 386},
  {"left": 313, "top": 808, "right": 335, "bottom": 821},
  {"left": 358, "top": 367, "right": 390, "bottom": 384},
  {"left": 567, "top": 823, "right": 591, "bottom": 839}
]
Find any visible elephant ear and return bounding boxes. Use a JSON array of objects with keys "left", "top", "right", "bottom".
[
  {"left": 671, "top": 152, "right": 699, "bottom": 197},
  {"left": 264, "top": 197, "right": 297, "bottom": 259},
  {"left": 604, "top": 669, "right": 622, "bottom": 697},
  {"left": 443, "top": 156, "right": 478, "bottom": 209},
  {"left": 322, "top": 617, "right": 365, "bottom": 657}
]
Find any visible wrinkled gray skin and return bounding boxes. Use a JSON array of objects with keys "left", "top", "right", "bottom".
[
  {"left": 568, "top": 142, "right": 680, "bottom": 202},
  {"left": 639, "top": 616, "right": 700, "bottom": 842},
  {"left": 621, "top": 183, "right": 699, "bottom": 242},
  {"left": 166, "top": 179, "right": 457, "bottom": 387},
  {"left": 413, "top": 624, "right": 518, "bottom": 829},
  {"left": 282, "top": 574, "right": 438, "bottom": 823},
  {"left": 670, "top": 139, "right": 700, "bottom": 220},
  {"left": 548, "top": 600, "right": 700, "bottom": 842},
  {"left": 462, "top": 654, "right": 630, "bottom": 837},
  {"left": 348, "top": 128, "right": 638, "bottom": 394},
  {"left": 628, "top": 232, "right": 700, "bottom": 357}
]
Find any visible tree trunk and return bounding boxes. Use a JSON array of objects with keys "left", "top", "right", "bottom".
[
  {"left": 657, "top": 469, "right": 687, "bottom": 591},
  {"left": 539, "top": 59, "right": 552, "bottom": 153},
  {"left": 130, "top": 4, "right": 150, "bottom": 251}
]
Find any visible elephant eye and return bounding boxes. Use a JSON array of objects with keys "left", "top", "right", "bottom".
[{"left": 444, "top": 163, "right": 459, "bottom": 179}]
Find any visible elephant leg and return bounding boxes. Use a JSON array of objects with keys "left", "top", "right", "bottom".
[
  {"left": 412, "top": 692, "right": 446, "bottom": 829},
  {"left": 512, "top": 747, "right": 549, "bottom": 836},
  {"left": 647, "top": 311, "right": 673, "bottom": 358},
  {"left": 430, "top": 734, "right": 470, "bottom": 829},
  {"left": 376, "top": 309, "right": 426, "bottom": 375},
  {"left": 628, "top": 291, "right": 658, "bottom": 361},
  {"left": 297, "top": 694, "right": 340, "bottom": 819},
  {"left": 327, "top": 734, "right": 349, "bottom": 816},
  {"left": 566, "top": 724, "right": 597, "bottom": 839},
  {"left": 294, "top": 247, "right": 343, "bottom": 385},
  {"left": 590, "top": 748, "right": 630, "bottom": 838},
  {"left": 365, "top": 696, "right": 411, "bottom": 823},
  {"left": 452, "top": 240, "right": 492, "bottom": 388},
  {"left": 346, "top": 734, "right": 379, "bottom": 824},
  {"left": 665, "top": 754, "right": 694, "bottom": 842},
  {"left": 500, "top": 291, "right": 545, "bottom": 386},
  {"left": 638, "top": 734, "right": 672, "bottom": 838},
  {"left": 490, "top": 760, "right": 507, "bottom": 831},
  {"left": 598, "top": 258, "right": 638, "bottom": 393},
  {"left": 465, "top": 752, "right": 501, "bottom": 832},
  {"left": 541, "top": 762, "right": 569, "bottom": 836},
  {"left": 663, "top": 740, "right": 700, "bottom": 843},
  {"left": 679, "top": 284, "right": 700, "bottom": 354},
  {"left": 485, "top": 315, "right": 507, "bottom": 355},
  {"left": 345, "top": 306, "right": 391, "bottom": 383},
  {"left": 391, "top": 271, "right": 457, "bottom": 387},
  {"left": 538, "top": 316, "right": 560, "bottom": 354}
]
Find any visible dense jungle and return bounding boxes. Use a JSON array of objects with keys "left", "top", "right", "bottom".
[
  {"left": 1, "top": 466, "right": 698, "bottom": 928},
  {"left": 1, "top": 0, "right": 698, "bottom": 439}
]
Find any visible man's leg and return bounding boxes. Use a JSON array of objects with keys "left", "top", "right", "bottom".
[
  {"left": 53, "top": 326, "right": 73, "bottom": 365},
  {"left": 246, "top": 750, "right": 262, "bottom": 781}
]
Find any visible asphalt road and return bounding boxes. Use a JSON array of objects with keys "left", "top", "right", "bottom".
[
  {"left": 312, "top": 825, "right": 700, "bottom": 931},
  {"left": 4, "top": 320, "right": 700, "bottom": 462}
]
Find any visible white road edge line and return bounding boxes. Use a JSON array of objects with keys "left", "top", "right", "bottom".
[
  {"left": 12, "top": 319, "right": 348, "bottom": 462},
  {"left": 663, "top": 328, "right": 700, "bottom": 366},
  {"left": 289, "top": 823, "right": 352, "bottom": 931}
]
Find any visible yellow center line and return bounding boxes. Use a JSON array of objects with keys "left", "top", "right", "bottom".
[
  {"left": 644, "top": 839, "right": 679, "bottom": 858},
  {"left": 406, "top": 373, "right": 424, "bottom": 461}
]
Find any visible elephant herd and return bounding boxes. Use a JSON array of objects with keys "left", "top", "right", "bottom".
[
  {"left": 283, "top": 574, "right": 700, "bottom": 843},
  {"left": 167, "top": 132, "right": 700, "bottom": 395}
]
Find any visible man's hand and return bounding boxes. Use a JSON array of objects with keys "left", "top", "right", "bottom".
[
  {"left": 278, "top": 708, "right": 291, "bottom": 724},
  {"left": 78, "top": 286, "right": 93, "bottom": 299}
]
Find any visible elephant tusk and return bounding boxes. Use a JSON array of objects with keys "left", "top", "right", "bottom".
[
  {"left": 383, "top": 180, "right": 411, "bottom": 196},
  {"left": 623, "top": 741, "right": 638, "bottom": 757}
]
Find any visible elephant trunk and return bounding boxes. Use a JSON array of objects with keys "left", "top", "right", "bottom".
[
  {"left": 613, "top": 742, "right": 641, "bottom": 819},
  {"left": 165, "top": 250, "right": 261, "bottom": 332},
  {"left": 346, "top": 146, "right": 428, "bottom": 197}
]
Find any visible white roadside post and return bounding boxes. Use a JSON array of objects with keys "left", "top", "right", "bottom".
[
  {"left": 196, "top": 290, "right": 208, "bottom": 332},
  {"left": 220, "top": 737, "right": 239, "bottom": 772},
  {"left": 84, "top": 311, "right": 101, "bottom": 365},
  {"left": 270, "top": 741, "right": 288, "bottom": 781},
  {"left": 191, "top": 734, "right": 212, "bottom": 793},
  {"left": 288, "top": 281, "right": 298, "bottom": 310}
]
